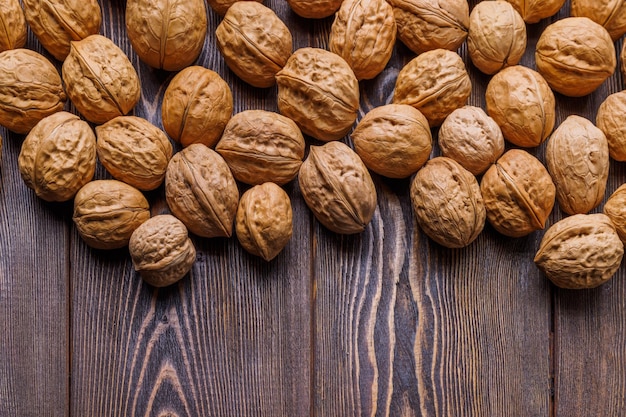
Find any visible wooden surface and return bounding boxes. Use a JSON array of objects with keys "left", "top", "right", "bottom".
[{"left": 1, "top": 0, "right": 626, "bottom": 416}]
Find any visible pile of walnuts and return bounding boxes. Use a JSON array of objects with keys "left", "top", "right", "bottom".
[{"left": 2, "top": 0, "right": 626, "bottom": 290}]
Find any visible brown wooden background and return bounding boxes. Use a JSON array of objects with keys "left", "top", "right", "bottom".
[{"left": 2, "top": 0, "right": 626, "bottom": 416}]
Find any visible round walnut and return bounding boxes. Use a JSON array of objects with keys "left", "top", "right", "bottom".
[
  {"left": 0, "top": 0, "right": 27, "bottom": 52},
  {"left": 410, "top": 157, "right": 486, "bottom": 249},
  {"left": 351, "top": 104, "right": 432, "bottom": 178},
  {"left": 481, "top": 149, "right": 555, "bottom": 238},
  {"left": 62, "top": 35, "right": 141, "bottom": 125},
  {"left": 236, "top": 182, "right": 293, "bottom": 261},
  {"left": 95, "top": 116, "right": 173, "bottom": 191},
  {"left": 604, "top": 184, "right": 626, "bottom": 244},
  {"left": 504, "top": 0, "right": 565, "bottom": 24},
  {"left": 571, "top": 0, "right": 626, "bottom": 41},
  {"left": 276, "top": 48, "right": 359, "bottom": 142},
  {"left": 286, "top": 0, "right": 343, "bottom": 18},
  {"left": 165, "top": 144, "right": 239, "bottom": 238},
  {"left": 485, "top": 65, "right": 555, "bottom": 148},
  {"left": 0, "top": 49, "right": 66, "bottom": 134},
  {"left": 129, "top": 214, "right": 197, "bottom": 288},
  {"left": 534, "top": 213, "right": 624, "bottom": 289},
  {"left": 535, "top": 17, "right": 615, "bottom": 97},
  {"left": 73, "top": 180, "right": 150, "bottom": 250},
  {"left": 299, "top": 141, "right": 377, "bottom": 234},
  {"left": 207, "top": 0, "right": 263, "bottom": 16},
  {"left": 393, "top": 49, "right": 471, "bottom": 127},
  {"left": 596, "top": 91, "right": 626, "bottom": 161},
  {"left": 215, "top": 110, "right": 305, "bottom": 186},
  {"left": 162, "top": 66, "right": 233, "bottom": 148}
]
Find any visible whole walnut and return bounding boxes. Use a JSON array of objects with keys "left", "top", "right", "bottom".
[
  {"left": 604, "top": 184, "right": 626, "bottom": 244},
  {"left": 393, "top": 49, "right": 471, "bottom": 127},
  {"left": 596, "top": 91, "right": 626, "bottom": 161},
  {"left": 571, "top": 0, "right": 626, "bottom": 41},
  {"left": 207, "top": 0, "right": 263, "bottom": 16},
  {"left": 535, "top": 17, "right": 615, "bottom": 97},
  {"left": 22, "top": 0, "right": 101, "bottom": 61},
  {"left": 0, "top": 49, "right": 66, "bottom": 134},
  {"left": 504, "top": 0, "right": 565, "bottom": 23},
  {"left": 73, "top": 180, "right": 150, "bottom": 250},
  {"left": 485, "top": 65, "right": 555, "bottom": 148},
  {"left": 329, "top": 0, "right": 397, "bottom": 81},
  {"left": 276, "top": 48, "right": 359, "bottom": 142},
  {"left": 286, "top": 0, "right": 343, "bottom": 18},
  {"left": 0, "top": 0, "right": 27, "bottom": 52},
  {"left": 18, "top": 111, "right": 96, "bottom": 202},
  {"left": 62, "top": 35, "right": 141, "bottom": 124},
  {"left": 161, "top": 66, "right": 233, "bottom": 148},
  {"left": 126, "top": 0, "right": 207, "bottom": 71},
  {"left": 351, "top": 104, "right": 432, "bottom": 178},
  {"left": 534, "top": 213, "right": 624, "bottom": 289},
  {"left": 410, "top": 157, "right": 486, "bottom": 249},
  {"left": 481, "top": 149, "right": 555, "bottom": 238}
]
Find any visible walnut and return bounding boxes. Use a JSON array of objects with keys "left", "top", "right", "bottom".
[
  {"left": 206, "top": 0, "right": 263, "bottom": 16},
  {"left": 596, "top": 90, "right": 626, "bottom": 161},
  {"left": 0, "top": 0, "right": 27, "bottom": 52},
  {"left": 604, "top": 184, "right": 626, "bottom": 244},
  {"left": 286, "top": 0, "right": 343, "bottom": 18},
  {"left": 504, "top": 0, "right": 565, "bottom": 23},
  {"left": 571, "top": 0, "right": 626, "bottom": 41}
]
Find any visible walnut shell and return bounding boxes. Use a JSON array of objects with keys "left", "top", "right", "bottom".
[
  {"left": 504, "top": 0, "right": 565, "bottom": 23},
  {"left": 604, "top": 184, "right": 626, "bottom": 244},
  {"left": 299, "top": 141, "right": 377, "bottom": 234},
  {"left": 73, "top": 179, "right": 150, "bottom": 250},
  {"left": 0, "top": 49, "right": 66, "bottom": 134},
  {"left": 481, "top": 149, "right": 555, "bottom": 238},
  {"left": 207, "top": 0, "right": 263, "bottom": 16},
  {"left": 18, "top": 111, "right": 96, "bottom": 202},
  {"left": 129, "top": 214, "right": 197, "bottom": 287},
  {"left": 485, "top": 65, "right": 555, "bottom": 148},
  {"left": 329, "top": 0, "right": 397, "bottom": 81},
  {"left": 95, "top": 116, "right": 173, "bottom": 191},
  {"left": 393, "top": 49, "right": 471, "bottom": 127},
  {"left": 535, "top": 17, "right": 615, "bottom": 97},
  {"left": 161, "top": 66, "right": 233, "bottom": 148},
  {"left": 534, "top": 213, "right": 624, "bottom": 289},
  {"left": 0, "top": 0, "right": 27, "bottom": 52},
  {"left": 596, "top": 90, "right": 626, "bottom": 161},
  {"left": 571, "top": 0, "right": 626, "bottom": 41},
  {"left": 62, "top": 34, "right": 141, "bottom": 124},
  {"left": 410, "top": 157, "right": 486, "bottom": 248},
  {"left": 351, "top": 104, "right": 432, "bottom": 178},
  {"left": 286, "top": 0, "right": 343, "bottom": 18},
  {"left": 276, "top": 48, "right": 359, "bottom": 142},
  {"left": 165, "top": 144, "right": 239, "bottom": 238},
  {"left": 236, "top": 182, "right": 293, "bottom": 261},
  {"left": 126, "top": 0, "right": 207, "bottom": 71},
  {"left": 622, "top": 42, "right": 626, "bottom": 83},
  {"left": 215, "top": 110, "right": 305, "bottom": 186}
]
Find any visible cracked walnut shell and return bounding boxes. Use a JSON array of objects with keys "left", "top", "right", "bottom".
[{"left": 0, "top": 0, "right": 27, "bottom": 52}]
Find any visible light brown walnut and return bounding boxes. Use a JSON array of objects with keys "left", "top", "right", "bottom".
[
  {"left": 0, "top": 0, "right": 27, "bottom": 52},
  {"left": 286, "top": 0, "right": 343, "bottom": 18},
  {"left": 571, "top": 0, "right": 626, "bottom": 41},
  {"left": 596, "top": 90, "right": 626, "bottom": 161},
  {"left": 207, "top": 0, "right": 263, "bottom": 16},
  {"left": 504, "top": 0, "right": 565, "bottom": 23},
  {"left": 604, "top": 184, "right": 626, "bottom": 244}
]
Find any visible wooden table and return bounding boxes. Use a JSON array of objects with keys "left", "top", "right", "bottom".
[{"left": 2, "top": 1, "right": 626, "bottom": 416}]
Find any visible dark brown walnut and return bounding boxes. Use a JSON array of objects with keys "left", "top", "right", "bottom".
[
  {"left": 571, "top": 0, "right": 626, "bottom": 41},
  {"left": 536, "top": 17, "right": 615, "bottom": 97},
  {"left": 351, "top": 104, "right": 432, "bottom": 178},
  {"left": 504, "top": 0, "right": 565, "bottom": 23},
  {"left": 129, "top": 214, "right": 197, "bottom": 287},
  {"left": 215, "top": 110, "right": 305, "bottom": 186},
  {"left": 286, "top": 0, "right": 343, "bottom": 18},
  {"left": 329, "top": 0, "right": 397, "bottom": 81},
  {"left": 165, "top": 144, "right": 239, "bottom": 238},
  {"left": 18, "top": 111, "right": 96, "bottom": 202},
  {"left": 96, "top": 116, "right": 173, "bottom": 191},
  {"left": 0, "top": 0, "right": 27, "bottom": 52},
  {"left": 236, "top": 182, "right": 293, "bottom": 261},
  {"left": 534, "top": 213, "right": 624, "bottom": 289},
  {"left": 276, "top": 48, "right": 359, "bottom": 142},
  {"left": 161, "top": 66, "right": 233, "bottom": 148},
  {"left": 126, "top": 0, "right": 206, "bottom": 71},
  {"left": 299, "top": 141, "right": 377, "bottom": 234},
  {"left": 207, "top": 0, "right": 263, "bottom": 16},
  {"left": 62, "top": 35, "right": 141, "bottom": 125},
  {"left": 480, "top": 149, "right": 555, "bottom": 238},
  {"left": 604, "top": 184, "right": 626, "bottom": 244},
  {"left": 393, "top": 49, "right": 471, "bottom": 127},
  {"left": 410, "top": 157, "right": 486, "bottom": 249},
  {"left": 72, "top": 179, "right": 150, "bottom": 250},
  {"left": 22, "top": 0, "right": 101, "bottom": 61},
  {"left": 596, "top": 90, "right": 626, "bottom": 161},
  {"left": 0, "top": 49, "right": 66, "bottom": 134}
]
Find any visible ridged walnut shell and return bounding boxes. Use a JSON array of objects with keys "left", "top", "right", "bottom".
[
  {"left": 126, "top": 0, "right": 207, "bottom": 71},
  {"left": 571, "top": 0, "right": 626, "bottom": 41},
  {"left": 481, "top": 149, "right": 555, "bottom": 238},
  {"left": 299, "top": 141, "right": 377, "bottom": 234},
  {"left": 0, "top": 49, "right": 66, "bottom": 134},
  {"left": 18, "top": 111, "right": 96, "bottom": 202},
  {"left": 73, "top": 179, "right": 150, "bottom": 250},
  {"left": 62, "top": 35, "right": 141, "bottom": 124},
  {"left": 329, "top": 0, "right": 396, "bottom": 81},
  {"left": 96, "top": 116, "right": 173, "bottom": 191},
  {"left": 276, "top": 48, "right": 359, "bottom": 142},
  {"left": 596, "top": 90, "right": 626, "bottom": 161},
  {"left": 604, "top": 184, "right": 626, "bottom": 244},
  {"left": 0, "top": 0, "right": 27, "bottom": 52},
  {"left": 207, "top": 0, "right": 263, "bottom": 16},
  {"left": 22, "top": 0, "right": 101, "bottom": 61},
  {"left": 161, "top": 66, "right": 233, "bottom": 148},
  {"left": 216, "top": 110, "right": 305, "bottom": 186},
  {"left": 236, "top": 182, "right": 293, "bottom": 261},
  {"left": 410, "top": 157, "right": 486, "bottom": 249},
  {"left": 534, "top": 213, "right": 624, "bottom": 289},
  {"left": 129, "top": 214, "right": 196, "bottom": 287},
  {"left": 286, "top": 0, "right": 343, "bottom": 18},
  {"left": 505, "top": 0, "right": 565, "bottom": 23},
  {"left": 165, "top": 144, "right": 239, "bottom": 238},
  {"left": 546, "top": 115, "right": 609, "bottom": 215},
  {"left": 535, "top": 17, "right": 615, "bottom": 97}
]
